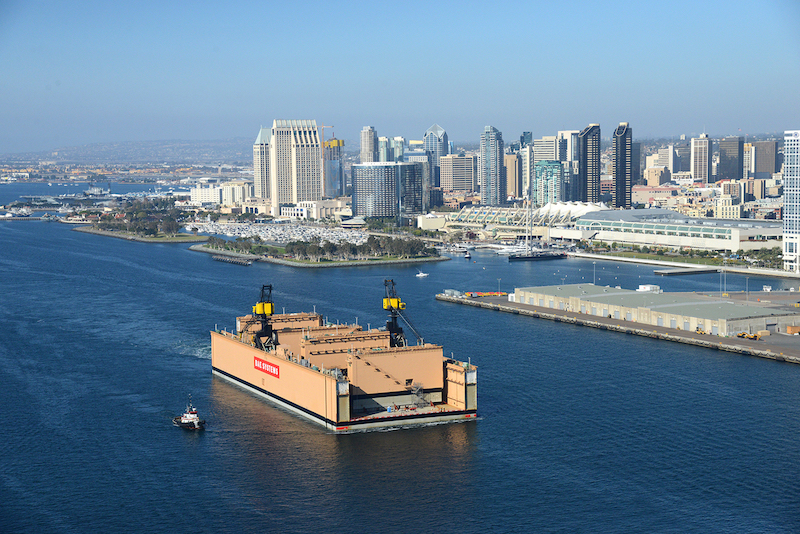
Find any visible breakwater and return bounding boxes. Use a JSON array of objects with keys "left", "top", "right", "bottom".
[
  {"left": 212, "top": 255, "right": 252, "bottom": 266},
  {"left": 436, "top": 294, "right": 800, "bottom": 365}
]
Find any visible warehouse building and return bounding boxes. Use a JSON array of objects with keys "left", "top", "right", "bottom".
[{"left": 512, "top": 284, "right": 800, "bottom": 336}]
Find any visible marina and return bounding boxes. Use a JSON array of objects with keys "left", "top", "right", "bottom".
[{"left": 189, "top": 221, "right": 370, "bottom": 245}]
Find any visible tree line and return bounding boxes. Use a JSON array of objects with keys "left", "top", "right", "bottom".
[
  {"left": 286, "top": 235, "right": 437, "bottom": 261},
  {"left": 205, "top": 234, "right": 438, "bottom": 262},
  {"left": 94, "top": 199, "right": 188, "bottom": 236}
]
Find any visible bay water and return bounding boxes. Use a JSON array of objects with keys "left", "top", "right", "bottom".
[{"left": 2, "top": 183, "right": 800, "bottom": 532}]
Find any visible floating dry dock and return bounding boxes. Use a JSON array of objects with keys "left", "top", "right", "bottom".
[{"left": 212, "top": 282, "right": 477, "bottom": 432}]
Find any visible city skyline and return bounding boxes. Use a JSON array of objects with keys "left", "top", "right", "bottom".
[{"left": 1, "top": 1, "right": 799, "bottom": 154}]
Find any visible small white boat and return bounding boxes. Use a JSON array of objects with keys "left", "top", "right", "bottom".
[{"left": 415, "top": 270, "right": 429, "bottom": 278}]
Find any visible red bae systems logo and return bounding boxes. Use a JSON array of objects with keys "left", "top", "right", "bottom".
[{"left": 254, "top": 357, "right": 280, "bottom": 378}]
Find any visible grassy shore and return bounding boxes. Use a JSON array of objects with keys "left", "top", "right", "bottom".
[
  {"left": 73, "top": 226, "right": 209, "bottom": 243},
  {"left": 190, "top": 243, "right": 449, "bottom": 267},
  {"left": 592, "top": 250, "right": 779, "bottom": 269}
]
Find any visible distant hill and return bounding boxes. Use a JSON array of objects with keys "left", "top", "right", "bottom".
[{"left": 1, "top": 138, "right": 254, "bottom": 165}]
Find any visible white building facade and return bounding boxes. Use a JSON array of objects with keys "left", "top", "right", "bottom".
[
  {"left": 440, "top": 154, "right": 477, "bottom": 192},
  {"left": 360, "top": 126, "right": 377, "bottom": 163},
  {"left": 480, "top": 126, "right": 505, "bottom": 206},
  {"left": 252, "top": 120, "right": 323, "bottom": 213},
  {"left": 783, "top": 130, "right": 800, "bottom": 271},
  {"left": 190, "top": 183, "right": 222, "bottom": 205},
  {"left": 221, "top": 180, "right": 253, "bottom": 207},
  {"left": 691, "top": 134, "right": 712, "bottom": 184}
]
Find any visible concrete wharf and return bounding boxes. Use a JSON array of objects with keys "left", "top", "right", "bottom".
[
  {"left": 653, "top": 267, "right": 720, "bottom": 276},
  {"left": 436, "top": 293, "right": 800, "bottom": 365}
]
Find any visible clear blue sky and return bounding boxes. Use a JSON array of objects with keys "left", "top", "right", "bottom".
[{"left": 1, "top": 0, "right": 799, "bottom": 153}]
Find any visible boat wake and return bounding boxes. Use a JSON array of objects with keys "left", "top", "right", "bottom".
[{"left": 174, "top": 339, "right": 212, "bottom": 360}]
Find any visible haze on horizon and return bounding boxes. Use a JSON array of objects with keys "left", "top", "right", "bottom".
[{"left": 2, "top": 0, "right": 799, "bottom": 155}]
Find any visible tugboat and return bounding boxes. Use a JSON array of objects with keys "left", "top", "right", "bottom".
[{"left": 173, "top": 396, "right": 205, "bottom": 430}]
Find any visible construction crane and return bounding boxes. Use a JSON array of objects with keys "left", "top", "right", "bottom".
[
  {"left": 248, "top": 284, "right": 275, "bottom": 350},
  {"left": 318, "top": 123, "right": 334, "bottom": 193},
  {"left": 383, "top": 279, "right": 423, "bottom": 347},
  {"left": 252, "top": 284, "right": 274, "bottom": 319}
]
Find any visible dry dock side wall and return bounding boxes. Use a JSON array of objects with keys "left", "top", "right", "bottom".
[{"left": 211, "top": 331, "right": 343, "bottom": 425}]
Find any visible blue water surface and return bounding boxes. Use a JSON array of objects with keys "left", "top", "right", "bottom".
[{"left": 1, "top": 191, "right": 800, "bottom": 533}]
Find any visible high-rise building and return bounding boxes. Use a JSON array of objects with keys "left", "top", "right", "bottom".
[
  {"left": 532, "top": 160, "right": 564, "bottom": 208},
  {"left": 577, "top": 124, "right": 601, "bottom": 202},
  {"left": 645, "top": 166, "right": 671, "bottom": 186},
  {"left": 611, "top": 122, "right": 632, "bottom": 208},
  {"left": 391, "top": 137, "right": 405, "bottom": 161},
  {"left": 378, "top": 136, "right": 391, "bottom": 162},
  {"left": 351, "top": 162, "right": 424, "bottom": 220},
  {"left": 519, "top": 145, "right": 534, "bottom": 198},
  {"left": 533, "top": 136, "right": 566, "bottom": 165},
  {"left": 690, "top": 133, "right": 712, "bottom": 184},
  {"left": 440, "top": 154, "right": 477, "bottom": 192},
  {"left": 423, "top": 124, "right": 449, "bottom": 187},
  {"left": 520, "top": 131, "right": 532, "bottom": 148},
  {"left": 253, "top": 127, "right": 271, "bottom": 200},
  {"left": 221, "top": 180, "right": 254, "bottom": 207},
  {"left": 479, "top": 126, "right": 505, "bottom": 205},
  {"left": 657, "top": 145, "right": 678, "bottom": 174},
  {"left": 253, "top": 121, "right": 323, "bottom": 211},
  {"left": 755, "top": 140, "right": 779, "bottom": 179},
  {"left": 674, "top": 145, "right": 691, "bottom": 173},
  {"left": 404, "top": 149, "right": 433, "bottom": 208},
  {"left": 743, "top": 142, "right": 755, "bottom": 179},
  {"left": 270, "top": 120, "right": 322, "bottom": 210},
  {"left": 631, "top": 142, "right": 641, "bottom": 185},
  {"left": 324, "top": 138, "right": 345, "bottom": 198},
  {"left": 360, "top": 126, "right": 377, "bottom": 163},
  {"left": 783, "top": 130, "right": 800, "bottom": 271},
  {"left": 558, "top": 130, "right": 581, "bottom": 162},
  {"left": 504, "top": 153, "right": 521, "bottom": 198},
  {"left": 718, "top": 136, "right": 744, "bottom": 181}
]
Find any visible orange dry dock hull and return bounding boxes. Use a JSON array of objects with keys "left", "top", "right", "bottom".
[{"left": 210, "top": 315, "right": 477, "bottom": 432}]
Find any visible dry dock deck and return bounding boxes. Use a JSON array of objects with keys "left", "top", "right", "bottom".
[{"left": 436, "top": 294, "right": 800, "bottom": 365}]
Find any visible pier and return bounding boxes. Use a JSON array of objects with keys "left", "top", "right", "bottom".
[
  {"left": 212, "top": 255, "right": 253, "bottom": 266},
  {"left": 653, "top": 267, "right": 720, "bottom": 276},
  {"left": 436, "top": 294, "right": 800, "bottom": 365}
]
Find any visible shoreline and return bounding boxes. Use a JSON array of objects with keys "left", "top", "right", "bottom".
[
  {"left": 72, "top": 225, "right": 209, "bottom": 243},
  {"left": 189, "top": 243, "right": 449, "bottom": 268},
  {"left": 569, "top": 251, "right": 798, "bottom": 280}
]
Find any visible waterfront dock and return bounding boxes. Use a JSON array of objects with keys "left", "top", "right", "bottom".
[
  {"left": 653, "top": 267, "right": 720, "bottom": 276},
  {"left": 436, "top": 293, "right": 800, "bottom": 365},
  {"left": 212, "top": 255, "right": 252, "bottom": 266}
]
